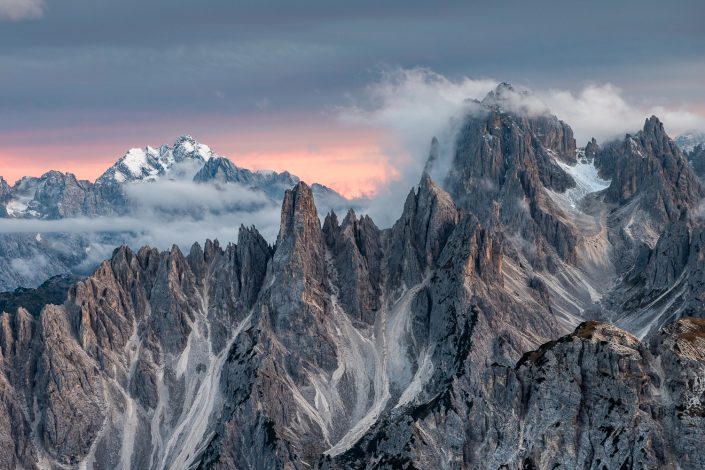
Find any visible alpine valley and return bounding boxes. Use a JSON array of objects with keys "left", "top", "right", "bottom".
[{"left": 2, "top": 84, "right": 705, "bottom": 469}]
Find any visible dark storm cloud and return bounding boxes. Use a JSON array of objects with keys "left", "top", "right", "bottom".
[{"left": 0, "top": 0, "right": 704, "bottom": 137}]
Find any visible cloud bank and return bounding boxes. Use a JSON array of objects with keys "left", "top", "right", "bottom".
[
  {"left": 0, "top": 0, "right": 45, "bottom": 21},
  {"left": 0, "top": 180, "right": 285, "bottom": 279},
  {"left": 536, "top": 84, "right": 705, "bottom": 144}
]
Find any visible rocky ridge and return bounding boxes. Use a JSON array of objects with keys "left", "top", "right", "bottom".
[{"left": 0, "top": 84, "right": 705, "bottom": 468}]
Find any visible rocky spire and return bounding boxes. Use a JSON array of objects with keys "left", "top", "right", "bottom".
[
  {"left": 584, "top": 137, "right": 600, "bottom": 159},
  {"left": 265, "top": 181, "right": 335, "bottom": 375},
  {"left": 275, "top": 181, "right": 326, "bottom": 284}
]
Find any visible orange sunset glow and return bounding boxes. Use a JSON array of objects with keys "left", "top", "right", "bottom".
[{"left": 0, "top": 118, "right": 404, "bottom": 199}]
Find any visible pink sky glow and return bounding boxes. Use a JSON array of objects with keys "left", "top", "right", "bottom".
[{"left": 0, "top": 114, "right": 403, "bottom": 199}]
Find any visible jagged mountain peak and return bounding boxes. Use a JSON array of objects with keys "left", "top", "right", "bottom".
[
  {"left": 193, "top": 155, "right": 244, "bottom": 183},
  {"left": 96, "top": 135, "right": 214, "bottom": 185},
  {"left": 480, "top": 81, "right": 549, "bottom": 116},
  {"left": 595, "top": 114, "right": 702, "bottom": 227},
  {"left": 482, "top": 81, "right": 519, "bottom": 102},
  {"left": 172, "top": 134, "right": 212, "bottom": 162},
  {"left": 277, "top": 181, "right": 321, "bottom": 247},
  {"left": 644, "top": 114, "right": 665, "bottom": 132}
]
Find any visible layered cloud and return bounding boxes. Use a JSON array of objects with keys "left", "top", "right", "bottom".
[{"left": 0, "top": 180, "right": 284, "bottom": 268}]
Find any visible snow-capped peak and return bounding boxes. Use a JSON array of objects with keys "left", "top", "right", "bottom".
[
  {"left": 122, "top": 148, "right": 156, "bottom": 176},
  {"left": 172, "top": 135, "right": 213, "bottom": 163},
  {"left": 674, "top": 131, "right": 705, "bottom": 153},
  {"left": 97, "top": 136, "right": 215, "bottom": 185}
]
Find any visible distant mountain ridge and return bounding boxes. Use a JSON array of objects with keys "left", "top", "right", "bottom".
[
  {"left": 0, "top": 134, "right": 344, "bottom": 220},
  {"left": 0, "top": 136, "right": 350, "bottom": 291}
]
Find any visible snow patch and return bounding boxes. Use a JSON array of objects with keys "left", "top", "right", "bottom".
[
  {"left": 6, "top": 199, "right": 29, "bottom": 217},
  {"left": 555, "top": 158, "right": 610, "bottom": 209},
  {"left": 196, "top": 144, "right": 212, "bottom": 160},
  {"left": 122, "top": 148, "right": 150, "bottom": 177}
]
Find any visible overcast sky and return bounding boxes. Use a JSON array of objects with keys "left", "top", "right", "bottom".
[{"left": 1, "top": 0, "right": 704, "bottom": 195}]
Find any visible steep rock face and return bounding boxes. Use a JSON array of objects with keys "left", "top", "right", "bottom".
[
  {"left": 0, "top": 308, "right": 37, "bottom": 469},
  {"left": 445, "top": 86, "right": 579, "bottom": 265},
  {"left": 321, "top": 181, "right": 569, "bottom": 469},
  {"left": 266, "top": 182, "right": 333, "bottom": 373},
  {"left": 323, "top": 210, "right": 383, "bottom": 325},
  {"left": 37, "top": 304, "right": 105, "bottom": 464},
  {"left": 0, "top": 225, "right": 272, "bottom": 468},
  {"left": 388, "top": 174, "right": 458, "bottom": 291},
  {"left": 596, "top": 116, "right": 703, "bottom": 225},
  {"left": 606, "top": 214, "right": 705, "bottom": 337}
]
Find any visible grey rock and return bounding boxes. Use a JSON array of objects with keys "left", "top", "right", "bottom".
[
  {"left": 445, "top": 86, "right": 579, "bottom": 265},
  {"left": 687, "top": 143, "right": 705, "bottom": 180},
  {"left": 596, "top": 116, "right": 703, "bottom": 225}
]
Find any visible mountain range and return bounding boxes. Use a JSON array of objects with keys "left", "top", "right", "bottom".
[
  {"left": 1, "top": 84, "right": 705, "bottom": 468},
  {"left": 0, "top": 136, "right": 350, "bottom": 291}
]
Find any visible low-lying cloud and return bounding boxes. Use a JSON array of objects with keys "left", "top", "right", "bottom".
[
  {"left": 0, "top": 175, "right": 360, "bottom": 284},
  {"left": 124, "top": 179, "right": 274, "bottom": 216},
  {"left": 0, "top": 180, "right": 285, "bottom": 286}
]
